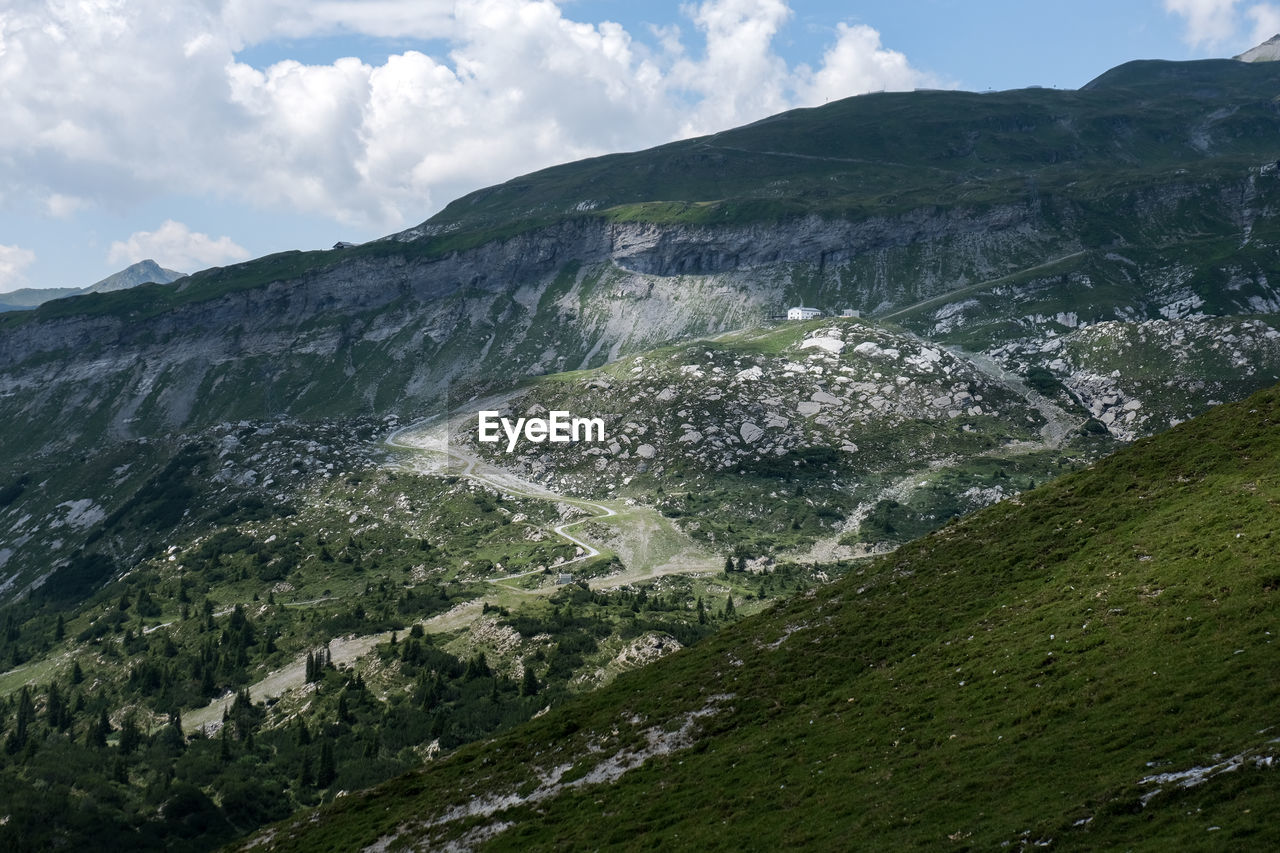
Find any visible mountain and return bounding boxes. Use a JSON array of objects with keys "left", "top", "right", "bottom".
[
  {"left": 0, "top": 287, "right": 82, "bottom": 310},
  {"left": 246, "top": 382, "right": 1280, "bottom": 851},
  {"left": 0, "top": 259, "right": 184, "bottom": 311},
  {"left": 1, "top": 52, "right": 1280, "bottom": 850},
  {"left": 6, "top": 55, "right": 1280, "bottom": 605},
  {"left": 84, "top": 259, "right": 185, "bottom": 294},
  {"left": 1236, "top": 33, "right": 1280, "bottom": 62}
]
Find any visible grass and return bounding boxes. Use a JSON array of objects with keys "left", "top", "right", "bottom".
[{"left": 254, "top": 381, "right": 1280, "bottom": 851}]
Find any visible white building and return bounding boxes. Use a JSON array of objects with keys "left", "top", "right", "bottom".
[{"left": 787, "top": 306, "right": 822, "bottom": 320}]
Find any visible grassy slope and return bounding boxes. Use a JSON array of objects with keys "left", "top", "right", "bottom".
[{"left": 258, "top": 383, "right": 1280, "bottom": 851}]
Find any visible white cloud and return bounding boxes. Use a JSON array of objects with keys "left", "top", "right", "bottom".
[
  {"left": 1246, "top": 3, "right": 1280, "bottom": 42},
  {"left": 107, "top": 221, "right": 250, "bottom": 272},
  {"left": 670, "top": 0, "right": 795, "bottom": 135},
  {"left": 0, "top": 0, "right": 940, "bottom": 234},
  {"left": 799, "top": 23, "right": 937, "bottom": 105},
  {"left": 1164, "top": 0, "right": 1280, "bottom": 48},
  {"left": 0, "top": 244, "right": 37, "bottom": 293},
  {"left": 1165, "top": 0, "right": 1241, "bottom": 47},
  {"left": 220, "top": 0, "right": 457, "bottom": 45},
  {"left": 45, "top": 193, "right": 88, "bottom": 219}
]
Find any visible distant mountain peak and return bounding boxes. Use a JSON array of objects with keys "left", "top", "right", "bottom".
[
  {"left": 0, "top": 259, "right": 186, "bottom": 312},
  {"left": 85, "top": 259, "right": 185, "bottom": 294},
  {"left": 1235, "top": 34, "right": 1280, "bottom": 62}
]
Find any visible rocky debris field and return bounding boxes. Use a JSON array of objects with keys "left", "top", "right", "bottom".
[
  {"left": 0, "top": 416, "right": 392, "bottom": 604},
  {"left": 456, "top": 319, "right": 1047, "bottom": 498},
  {"left": 989, "top": 316, "right": 1280, "bottom": 441}
]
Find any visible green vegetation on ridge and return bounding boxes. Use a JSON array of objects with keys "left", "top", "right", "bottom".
[{"left": 256, "top": 383, "right": 1280, "bottom": 851}]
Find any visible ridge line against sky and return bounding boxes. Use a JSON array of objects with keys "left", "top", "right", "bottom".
[{"left": 0, "top": 0, "right": 1275, "bottom": 293}]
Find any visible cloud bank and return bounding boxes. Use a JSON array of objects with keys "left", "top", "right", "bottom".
[
  {"left": 1165, "top": 0, "right": 1280, "bottom": 47},
  {"left": 0, "top": 245, "right": 37, "bottom": 293},
  {"left": 107, "top": 221, "right": 250, "bottom": 272},
  {"left": 0, "top": 0, "right": 940, "bottom": 235}
]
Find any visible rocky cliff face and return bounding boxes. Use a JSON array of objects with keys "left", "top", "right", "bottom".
[{"left": 2, "top": 169, "right": 1279, "bottom": 462}]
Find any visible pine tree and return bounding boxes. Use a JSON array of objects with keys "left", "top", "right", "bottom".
[
  {"left": 337, "top": 693, "right": 351, "bottom": 724},
  {"left": 54, "top": 614, "right": 65, "bottom": 641},
  {"left": 696, "top": 596, "right": 707, "bottom": 624},
  {"left": 298, "top": 750, "right": 314, "bottom": 788},
  {"left": 46, "top": 682, "right": 66, "bottom": 730},
  {"left": 12, "top": 686, "right": 34, "bottom": 750},
  {"left": 119, "top": 715, "right": 141, "bottom": 756},
  {"left": 317, "top": 740, "right": 336, "bottom": 787},
  {"left": 88, "top": 708, "right": 110, "bottom": 748},
  {"left": 521, "top": 664, "right": 540, "bottom": 697},
  {"left": 724, "top": 595, "right": 736, "bottom": 617},
  {"left": 724, "top": 556, "right": 734, "bottom": 573}
]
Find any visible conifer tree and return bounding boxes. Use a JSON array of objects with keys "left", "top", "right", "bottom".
[
  {"left": 521, "top": 663, "right": 539, "bottom": 696},
  {"left": 119, "top": 715, "right": 141, "bottom": 756},
  {"left": 89, "top": 708, "right": 111, "bottom": 748},
  {"left": 298, "top": 750, "right": 314, "bottom": 788},
  {"left": 46, "top": 682, "right": 66, "bottom": 730},
  {"left": 12, "top": 686, "right": 34, "bottom": 750},
  {"left": 317, "top": 740, "right": 336, "bottom": 787}
]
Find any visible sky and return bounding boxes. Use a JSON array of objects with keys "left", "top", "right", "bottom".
[{"left": 1, "top": 0, "right": 1278, "bottom": 292}]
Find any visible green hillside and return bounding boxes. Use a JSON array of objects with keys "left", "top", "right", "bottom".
[
  {"left": 254, "top": 383, "right": 1280, "bottom": 850},
  {"left": 421, "top": 59, "right": 1280, "bottom": 234}
]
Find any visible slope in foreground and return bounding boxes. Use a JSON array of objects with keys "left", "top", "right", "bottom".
[{"left": 255, "top": 384, "right": 1280, "bottom": 850}]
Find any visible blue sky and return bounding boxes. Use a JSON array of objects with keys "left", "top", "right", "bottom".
[{"left": 0, "top": 0, "right": 1273, "bottom": 292}]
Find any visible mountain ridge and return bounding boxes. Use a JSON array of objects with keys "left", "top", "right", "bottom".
[
  {"left": 4, "top": 54, "right": 1280, "bottom": 603},
  {"left": 0, "top": 259, "right": 184, "bottom": 312},
  {"left": 0, "top": 51, "right": 1279, "bottom": 850}
]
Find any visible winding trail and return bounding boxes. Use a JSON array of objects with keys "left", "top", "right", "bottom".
[
  {"left": 180, "top": 402, "right": 718, "bottom": 731},
  {"left": 386, "top": 408, "right": 618, "bottom": 570},
  {"left": 387, "top": 407, "right": 716, "bottom": 591},
  {"left": 877, "top": 251, "right": 1087, "bottom": 323}
]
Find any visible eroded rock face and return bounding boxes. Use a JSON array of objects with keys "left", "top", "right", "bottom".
[{"left": 5, "top": 169, "right": 1280, "bottom": 460}]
